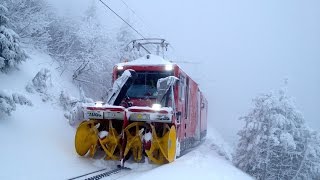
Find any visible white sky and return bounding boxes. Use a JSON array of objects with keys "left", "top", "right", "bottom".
[{"left": 47, "top": 0, "right": 320, "bottom": 144}]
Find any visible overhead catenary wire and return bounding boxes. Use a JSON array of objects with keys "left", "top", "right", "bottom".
[
  {"left": 98, "top": 0, "right": 145, "bottom": 38},
  {"left": 109, "top": 0, "right": 164, "bottom": 44},
  {"left": 118, "top": 0, "right": 157, "bottom": 37},
  {"left": 119, "top": 0, "right": 149, "bottom": 28},
  {"left": 118, "top": 1, "right": 172, "bottom": 48}
]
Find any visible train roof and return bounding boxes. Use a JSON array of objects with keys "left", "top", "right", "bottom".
[{"left": 117, "top": 54, "right": 176, "bottom": 67}]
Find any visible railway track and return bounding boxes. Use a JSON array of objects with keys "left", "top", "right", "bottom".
[{"left": 68, "top": 166, "right": 131, "bottom": 180}]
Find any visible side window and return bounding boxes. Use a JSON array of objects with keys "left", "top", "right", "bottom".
[{"left": 179, "top": 75, "right": 185, "bottom": 101}]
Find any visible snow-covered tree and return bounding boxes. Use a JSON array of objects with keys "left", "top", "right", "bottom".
[
  {"left": 114, "top": 23, "right": 138, "bottom": 62},
  {"left": 2, "top": 0, "right": 51, "bottom": 50},
  {"left": 234, "top": 90, "right": 320, "bottom": 180},
  {"left": 47, "top": 1, "right": 137, "bottom": 100},
  {"left": 60, "top": 87, "right": 93, "bottom": 126},
  {"left": 74, "top": 1, "right": 105, "bottom": 80},
  {"left": 71, "top": 2, "right": 115, "bottom": 99},
  {"left": 47, "top": 16, "right": 82, "bottom": 66},
  {"left": 59, "top": 90, "right": 79, "bottom": 111},
  {"left": 26, "top": 68, "right": 52, "bottom": 101},
  {"left": 26, "top": 68, "right": 52, "bottom": 93},
  {"left": 0, "top": 90, "right": 32, "bottom": 116},
  {"left": 0, "top": 3, "right": 26, "bottom": 72}
]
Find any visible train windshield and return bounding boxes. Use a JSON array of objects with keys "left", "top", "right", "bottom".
[{"left": 125, "top": 71, "right": 172, "bottom": 98}]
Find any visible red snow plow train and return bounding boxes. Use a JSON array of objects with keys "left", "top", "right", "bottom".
[{"left": 73, "top": 39, "right": 208, "bottom": 165}]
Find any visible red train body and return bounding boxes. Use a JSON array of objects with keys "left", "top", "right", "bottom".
[
  {"left": 74, "top": 39, "right": 208, "bottom": 165},
  {"left": 113, "top": 54, "right": 208, "bottom": 156}
]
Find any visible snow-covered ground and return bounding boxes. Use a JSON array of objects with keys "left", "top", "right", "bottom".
[
  {"left": 0, "top": 50, "right": 251, "bottom": 179},
  {"left": 119, "top": 140, "right": 251, "bottom": 180}
]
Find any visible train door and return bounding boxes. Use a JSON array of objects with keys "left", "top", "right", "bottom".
[
  {"left": 184, "top": 77, "right": 190, "bottom": 137},
  {"left": 195, "top": 90, "right": 201, "bottom": 141},
  {"left": 179, "top": 73, "right": 187, "bottom": 139},
  {"left": 200, "top": 93, "right": 208, "bottom": 140}
]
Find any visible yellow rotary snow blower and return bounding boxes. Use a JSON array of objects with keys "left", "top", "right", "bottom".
[
  {"left": 73, "top": 70, "right": 178, "bottom": 165},
  {"left": 74, "top": 119, "right": 176, "bottom": 164}
]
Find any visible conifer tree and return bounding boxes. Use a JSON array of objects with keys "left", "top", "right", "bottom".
[
  {"left": 234, "top": 90, "right": 320, "bottom": 179},
  {"left": 0, "top": 4, "right": 26, "bottom": 72}
]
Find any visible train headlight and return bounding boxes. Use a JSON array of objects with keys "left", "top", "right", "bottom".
[
  {"left": 165, "top": 64, "right": 173, "bottom": 71},
  {"left": 95, "top": 101, "right": 104, "bottom": 107},
  {"left": 117, "top": 66, "right": 124, "bottom": 70},
  {"left": 152, "top": 103, "right": 161, "bottom": 111}
]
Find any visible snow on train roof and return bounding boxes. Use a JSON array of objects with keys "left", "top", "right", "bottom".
[{"left": 117, "top": 54, "right": 175, "bottom": 67}]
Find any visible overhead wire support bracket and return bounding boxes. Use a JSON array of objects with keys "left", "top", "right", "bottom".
[{"left": 126, "top": 38, "right": 169, "bottom": 56}]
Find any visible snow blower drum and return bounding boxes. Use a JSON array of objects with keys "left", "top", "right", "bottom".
[{"left": 74, "top": 119, "right": 177, "bottom": 164}]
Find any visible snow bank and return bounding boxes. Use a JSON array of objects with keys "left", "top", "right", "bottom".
[
  {"left": 0, "top": 49, "right": 97, "bottom": 179},
  {"left": 119, "top": 138, "right": 251, "bottom": 180}
]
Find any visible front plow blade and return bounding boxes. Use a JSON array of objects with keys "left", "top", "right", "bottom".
[
  {"left": 145, "top": 125, "right": 176, "bottom": 164},
  {"left": 75, "top": 120, "right": 99, "bottom": 157}
]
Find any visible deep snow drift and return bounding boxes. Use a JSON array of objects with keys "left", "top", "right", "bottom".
[{"left": 0, "top": 50, "right": 251, "bottom": 179}]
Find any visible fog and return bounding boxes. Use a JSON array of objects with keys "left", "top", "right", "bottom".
[{"left": 47, "top": 0, "right": 320, "bottom": 144}]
